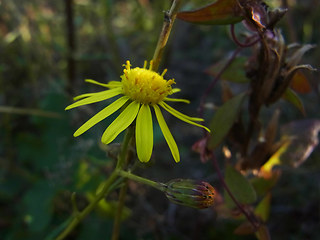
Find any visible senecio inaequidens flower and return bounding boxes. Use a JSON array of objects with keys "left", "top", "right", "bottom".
[{"left": 66, "top": 60, "right": 210, "bottom": 163}]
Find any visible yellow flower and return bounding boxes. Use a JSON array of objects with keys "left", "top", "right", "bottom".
[{"left": 66, "top": 60, "right": 210, "bottom": 163}]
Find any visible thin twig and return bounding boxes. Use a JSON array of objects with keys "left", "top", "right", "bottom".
[
  {"left": 65, "top": 0, "right": 76, "bottom": 95},
  {"left": 210, "top": 152, "right": 259, "bottom": 230},
  {"left": 230, "top": 24, "right": 260, "bottom": 48},
  {"left": 198, "top": 25, "right": 261, "bottom": 134},
  {"left": 198, "top": 48, "right": 242, "bottom": 120},
  {"left": 0, "top": 106, "right": 61, "bottom": 118},
  {"left": 111, "top": 181, "right": 129, "bottom": 240}
]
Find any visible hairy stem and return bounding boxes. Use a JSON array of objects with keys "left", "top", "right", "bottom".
[
  {"left": 152, "top": 0, "right": 182, "bottom": 71},
  {"left": 118, "top": 170, "right": 165, "bottom": 191}
]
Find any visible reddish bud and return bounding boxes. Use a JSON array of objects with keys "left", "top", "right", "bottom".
[{"left": 164, "top": 179, "right": 215, "bottom": 209}]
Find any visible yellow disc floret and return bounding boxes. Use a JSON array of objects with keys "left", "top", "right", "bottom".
[{"left": 121, "top": 60, "right": 175, "bottom": 105}]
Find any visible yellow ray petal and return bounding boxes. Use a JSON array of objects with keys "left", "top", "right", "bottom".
[
  {"left": 160, "top": 102, "right": 210, "bottom": 132},
  {"left": 136, "top": 104, "right": 153, "bottom": 162},
  {"left": 107, "top": 81, "right": 123, "bottom": 88},
  {"left": 160, "top": 101, "right": 207, "bottom": 123},
  {"left": 101, "top": 101, "right": 140, "bottom": 144},
  {"left": 74, "top": 96, "right": 129, "bottom": 137},
  {"left": 153, "top": 105, "right": 180, "bottom": 163},
  {"left": 163, "top": 97, "right": 190, "bottom": 104},
  {"left": 65, "top": 87, "right": 122, "bottom": 110},
  {"left": 73, "top": 93, "right": 95, "bottom": 101},
  {"left": 172, "top": 88, "right": 181, "bottom": 93},
  {"left": 85, "top": 79, "right": 122, "bottom": 88}
]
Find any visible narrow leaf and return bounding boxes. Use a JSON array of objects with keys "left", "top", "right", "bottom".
[
  {"left": 255, "top": 225, "right": 271, "bottom": 240},
  {"left": 224, "top": 165, "right": 257, "bottom": 208},
  {"left": 177, "top": 0, "right": 243, "bottom": 25},
  {"left": 251, "top": 173, "right": 280, "bottom": 196},
  {"left": 254, "top": 193, "right": 271, "bottom": 222},
  {"left": 283, "top": 88, "right": 305, "bottom": 115},
  {"left": 208, "top": 92, "right": 247, "bottom": 149},
  {"left": 290, "top": 70, "right": 311, "bottom": 94}
]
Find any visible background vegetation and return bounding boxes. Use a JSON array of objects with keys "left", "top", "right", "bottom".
[{"left": 1, "top": 0, "right": 319, "bottom": 239}]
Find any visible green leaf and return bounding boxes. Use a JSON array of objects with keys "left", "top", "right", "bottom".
[
  {"left": 283, "top": 88, "right": 305, "bottom": 115},
  {"left": 208, "top": 92, "right": 247, "bottom": 149},
  {"left": 224, "top": 165, "right": 257, "bottom": 208},
  {"left": 44, "top": 217, "right": 73, "bottom": 240},
  {"left": 255, "top": 193, "right": 271, "bottom": 222},
  {"left": 251, "top": 174, "right": 280, "bottom": 197},
  {"left": 206, "top": 57, "right": 249, "bottom": 83},
  {"left": 86, "top": 192, "right": 131, "bottom": 220},
  {"left": 177, "top": 0, "right": 244, "bottom": 25}
]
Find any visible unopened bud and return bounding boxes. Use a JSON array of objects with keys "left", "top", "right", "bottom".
[{"left": 163, "top": 179, "right": 215, "bottom": 209}]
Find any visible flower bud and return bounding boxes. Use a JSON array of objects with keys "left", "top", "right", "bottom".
[{"left": 163, "top": 179, "right": 215, "bottom": 209}]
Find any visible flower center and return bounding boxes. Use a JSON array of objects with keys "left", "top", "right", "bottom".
[{"left": 121, "top": 61, "right": 175, "bottom": 105}]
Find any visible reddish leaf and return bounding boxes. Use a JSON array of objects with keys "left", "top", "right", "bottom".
[
  {"left": 192, "top": 136, "right": 212, "bottom": 163},
  {"left": 234, "top": 221, "right": 255, "bottom": 235},
  {"left": 290, "top": 70, "right": 312, "bottom": 94},
  {"left": 177, "top": 0, "right": 243, "bottom": 25},
  {"left": 255, "top": 225, "right": 271, "bottom": 240}
]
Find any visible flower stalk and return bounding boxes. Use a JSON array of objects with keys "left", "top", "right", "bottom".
[{"left": 118, "top": 170, "right": 165, "bottom": 191}]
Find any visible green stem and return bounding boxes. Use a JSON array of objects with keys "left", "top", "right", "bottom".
[
  {"left": 118, "top": 170, "right": 165, "bottom": 191},
  {"left": 55, "top": 171, "right": 118, "bottom": 240},
  {"left": 151, "top": 0, "right": 182, "bottom": 71},
  {"left": 116, "top": 126, "right": 134, "bottom": 170},
  {"left": 111, "top": 180, "right": 128, "bottom": 240},
  {"left": 55, "top": 128, "right": 134, "bottom": 240},
  {"left": 111, "top": 128, "right": 134, "bottom": 240}
]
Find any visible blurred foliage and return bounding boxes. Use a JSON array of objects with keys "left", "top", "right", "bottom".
[{"left": 0, "top": 0, "right": 319, "bottom": 240}]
